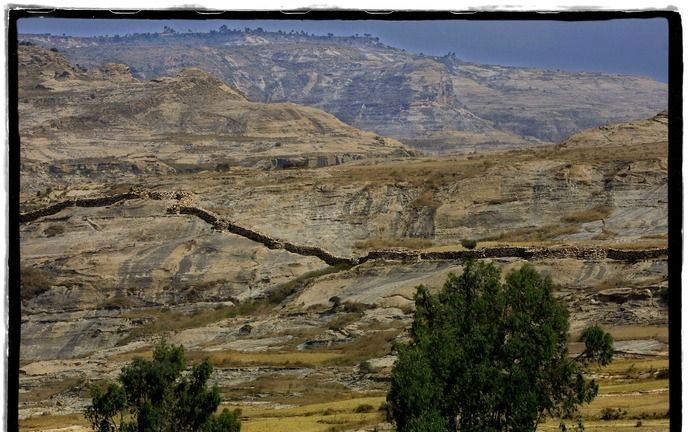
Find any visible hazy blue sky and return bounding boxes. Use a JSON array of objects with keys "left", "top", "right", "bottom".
[{"left": 18, "top": 18, "right": 669, "bottom": 82}]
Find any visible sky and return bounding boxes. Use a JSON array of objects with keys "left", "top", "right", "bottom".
[{"left": 18, "top": 18, "right": 669, "bottom": 82}]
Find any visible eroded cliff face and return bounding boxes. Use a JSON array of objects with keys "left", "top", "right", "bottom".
[
  {"left": 20, "top": 113, "right": 668, "bottom": 319},
  {"left": 21, "top": 31, "right": 667, "bottom": 151},
  {"left": 447, "top": 60, "right": 668, "bottom": 142},
  {"left": 160, "top": 114, "right": 667, "bottom": 257},
  {"left": 19, "top": 46, "right": 412, "bottom": 193},
  {"left": 19, "top": 112, "right": 668, "bottom": 320}
]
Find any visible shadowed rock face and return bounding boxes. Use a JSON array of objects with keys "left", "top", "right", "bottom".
[{"left": 21, "top": 31, "right": 667, "bottom": 151}]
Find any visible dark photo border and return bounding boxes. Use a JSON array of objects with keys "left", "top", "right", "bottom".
[{"left": 6, "top": 9, "right": 682, "bottom": 432}]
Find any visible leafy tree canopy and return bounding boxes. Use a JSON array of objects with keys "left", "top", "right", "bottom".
[
  {"left": 579, "top": 325, "right": 614, "bottom": 367},
  {"left": 387, "top": 261, "right": 613, "bottom": 432},
  {"left": 85, "top": 342, "right": 240, "bottom": 432}
]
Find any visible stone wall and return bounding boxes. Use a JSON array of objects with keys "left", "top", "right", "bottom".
[
  {"left": 21, "top": 191, "right": 669, "bottom": 267},
  {"left": 19, "top": 192, "right": 142, "bottom": 223},
  {"left": 606, "top": 248, "right": 668, "bottom": 261}
]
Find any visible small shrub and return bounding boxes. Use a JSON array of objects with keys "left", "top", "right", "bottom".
[
  {"left": 636, "top": 420, "right": 643, "bottom": 427},
  {"left": 327, "top": 314, "right": 358, "bottom": 331},
  {"left": 267, "top": 284, "right": 296, "bottom": 304},
  {"left": 239, "top": 324, "right": 252, "bottom": 336},
  {"left": 20, "top": 266, "right": 52, "bottom": 301},
  {"left": 655, "top": 368, "right": 670, "bottom": 379},
  {"left": 579, "top": 325, "right": 614, "bottom": 366},
  {"left": 359, "top": 360, "right": 374, "bottom": 375},
  {"left": 379, "top": 401, "right": 393, "bottom": 422},
  {"left": 355, "top": 403, "right": 375, "bottom": 413},
  {"left": 44, "top": 224, "right": 65, "bottom": 238},
  {"left": 658, "top": 286, "right": 669, "bottom": 304},
  {"left": 461, "top": 239, "right": 477, "bottom": 250},
  {"left": 342, "top": 301, "right": 372, "bottom": 314},
  {"left": 635, "top": 411, "right": 670, "bottom": 420},
  {"left": 329, "top": 296, "right": 342, "bottom": 309},
  {"left": 601, "top": 407, "right": 627, "bottom": 420},
  {"left": 411, "top": 190, "right": 440, "bottom": 209},
  {"left": 215, "top": 163, "right": 230, "bottom": 172}
]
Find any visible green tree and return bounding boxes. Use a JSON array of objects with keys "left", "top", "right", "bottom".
[
  {"left": 387, "top": 261, "right": 613, "bottom": 432},
  {"left": 579, "top": 325, "right": 614, "bottom": 367},
  {"left": 85, "top": 342, "right": 240, "bottom": 432}
]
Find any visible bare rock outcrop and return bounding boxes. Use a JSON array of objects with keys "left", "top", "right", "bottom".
[
  {"left": 21, "top": 192, "right": 668, "bottom": 267},
  {"left": 18, "top": 46, "right": 412, "bottom": 193}
]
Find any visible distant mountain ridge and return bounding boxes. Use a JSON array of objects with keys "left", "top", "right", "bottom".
[
  {"left": 18, "top": 45, "right": 412, "bottom": 191},
  {"left": 20, "top": 28, "right": 667, "bottom": 152}
]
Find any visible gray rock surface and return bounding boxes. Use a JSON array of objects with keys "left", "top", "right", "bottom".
[{"left": 21, "top": 30, "right": 666, "bottom": 151}]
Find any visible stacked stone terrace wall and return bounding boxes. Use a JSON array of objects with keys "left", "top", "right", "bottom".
[
  {"left": 20, "top": 191, "right": 668, "bottom": 267},
  {"left": 19, "top": 192, "right": 142, "bottom": 223}
]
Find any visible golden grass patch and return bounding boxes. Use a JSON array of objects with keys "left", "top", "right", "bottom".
[
  {"left": 324, "top": 329, "right": 402, "bottom": 366},
  {"left": 603, "top": 326, "right": 668, "bottom": 343},
  {"left": 603, "top": 240, "right": 668, "bottom": 250},
  {"left": 240, "top": 412, "right": 383, "bottom": 432},
  {"left": 600, "top": 358, "right": 669, "bottom": 374},
  {"left": 555, "top": 142, "right": 667, "bottom": 165},
  {"left": 191, "top": 350, "right": 346, "bottom": 368},
  {"left": 220, "top": 375, "right": 371, "bottom": 407},
  {"left": 116, "top": 304, "right": 245, "bottom": 346},
  {"left": 539, "top": 419, "right": 669, "bottom": 431},
  {"left": 226, "top": 396, "right": 385, "bottom": 418},
  {"left": 223, "top": 396, "right": 387, "bottom": 432},
  {"left": 19, "top": 413, "right": 89, "bottom": 431},
  {"left": 599, "top": 379, "right": 669, "bottom": 395},
  {"left": 579, "top": 391, "right": 669, "bottom": 418},
  {"left": 560, "top": 205, "right": 613, "bottom": 224}
]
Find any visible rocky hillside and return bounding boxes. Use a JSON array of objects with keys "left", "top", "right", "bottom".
[
  {"left": 20, "top": 30, "right": 667, "bottom": 151},
  {"left": 19, "top": 112, "right": 668, "bottom": 314},
  {"left": 18, "top": 45, "right": 411, "bottom": 192},
  {"left": 18, "top": 111, "right": 669, "bottom": 429},
  {"left": 558, "top": 110, "right": 668, "bottom": 149},
  {"left": 16, "top": 34, "right": 670, "bottom": 431}
]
